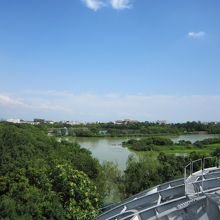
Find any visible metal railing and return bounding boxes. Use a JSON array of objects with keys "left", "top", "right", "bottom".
[{"left": 184, "top": 156, "right": 220, "bottom": 196}]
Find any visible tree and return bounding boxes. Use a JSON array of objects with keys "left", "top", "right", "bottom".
[
  {"left": 51, "top": 164, "right": 101, "bottom": 220},
  {"left": 0, "top": 122, "right": 103, "bottom": 219},
  {"left": 0, "top": 167, "right": 65, "bottom": 220}
]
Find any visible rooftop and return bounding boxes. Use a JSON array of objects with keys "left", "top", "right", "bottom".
[{"left": 95, "top": 157, "right": 220, "bottom": 220}]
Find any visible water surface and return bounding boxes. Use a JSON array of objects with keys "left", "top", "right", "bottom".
[
  {"left": 171, "top": 134, "right": 220, "bottom": 143},
  {"left": 73, "top": 137, "right": 134, "bottom": 170},
  {"left": 67, "top": 134, "right": 220, "bottom": 170}
]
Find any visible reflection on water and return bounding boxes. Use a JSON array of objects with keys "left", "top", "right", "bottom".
[
  {"left": 73, "top": 137, "right": 135, "bottom": 171},
  {"left": 67, "top": 134, "right": 220, "bottom": 171},
  {"left": 171, "top": 134, "right": 220, "bottom": 143},
  {"left": 175, "top": 153, "right": 188, "bottom": 157}
]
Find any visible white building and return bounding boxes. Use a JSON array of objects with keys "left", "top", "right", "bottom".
[{"left": 7, "top": 119, "right": 21, "bottom": 123}]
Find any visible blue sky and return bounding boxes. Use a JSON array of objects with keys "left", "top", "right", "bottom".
[{"left": 0, "top": 0, "right": 220, "bottom": 122}]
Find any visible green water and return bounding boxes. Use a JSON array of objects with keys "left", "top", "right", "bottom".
[{"left": 66, "top": 134, "right": 220, "bottom": 170}]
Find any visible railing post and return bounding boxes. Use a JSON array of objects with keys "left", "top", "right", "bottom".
[
  {"left": 184, "top": 166, "right": 186, "bottom": 195},
  {"left": 190, "top": 160, "right": 193, "bottom": 175},
  {"left": 202, "top": 157, "right": 204, "bottom": 192},
  {"left": 201, "top": 159, "right": 203, "bottom": 171},
  {"left": 217, "top": 154, "right": 220, "bottom": 168},
  {"left": 219, "top": 155, "right": 220, "bottom": 168}
]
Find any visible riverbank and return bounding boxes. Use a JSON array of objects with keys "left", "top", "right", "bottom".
[
  {"left": 62, "top": 134, "right": 220, "bottom": 171},
  {"left": 49, "top": 121, "right": 220, "bottom": 138},
  {"left": 123, "top": 136, "right": 220, "bottom": 158}
]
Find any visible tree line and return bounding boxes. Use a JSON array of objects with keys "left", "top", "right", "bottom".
[
  {"left": 123, "top": 136, "right": 220, "bottom": 152},
  {"left": 1, "top": 122, "right": 220, "bottom": 219},
  {"left": 47, "top": 121, "right": 220, "bottom": 137}
]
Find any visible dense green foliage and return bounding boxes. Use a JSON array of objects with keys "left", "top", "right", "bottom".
[
  {"left": 123, "top": 137, "right": 173, "bottom": 151},
  {"left": 119, "top": 137, "right": 220, "bottom": 197},
  {"left": 0, "top": 122, "right": 102, "bottom": 220},
  {"left": 48, "top": 121, "right": 220, "bottom": 137},
  {"left": 194, "top": 137, "right": 220, "bottom": 148},
  {"left": 122, "top": 137, "right": 220, "bottom": 155},
  {"left": 51, "top": 164, "right": 100, "bottom": 219},
  {"left": 211, "top": 148, "right": 220, "bottom": 157},
  {"left": 120, "top": 151, "right": 208, "bottom": 197},
  {"left": 99, "top": 161, "right": 122, "bottom": 203},
  {"left": 1, "top": 122, "right": 220, "bottom": 219}
]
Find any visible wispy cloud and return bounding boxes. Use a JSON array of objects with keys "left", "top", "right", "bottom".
[
  {"left": 0, "top": 93, "right": 69, "bottom": 113},
  {"left": 188, "top": 31, "right": 206, "bottom": 39},
  {"left": 82, "top": 0, "right": 132, "bottom": 11},
  {"left": 1, "top": 91, "right": 220, "bottom": 122},
  {"left": 82, "top": 0, "right": 105, "bottom": 11},
  {"left": 0, "top": 95, "right": 24, "bottom": 106},
  {"left": 110, "top": 0, "right": 132, "bottom": 10}
]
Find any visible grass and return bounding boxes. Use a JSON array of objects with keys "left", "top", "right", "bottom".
[
  {"left": 132, "top": 143, "right": 220, "bottom": 159},
  {"left": 64, "top": 135, "right": 220, "bottom": 159},
  {"left": 160, "top": 144, "right": 209, "bottom": 154}
]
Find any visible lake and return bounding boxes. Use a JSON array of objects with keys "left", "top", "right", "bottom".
[{"left": 66, "top": 134, "right": 220, "bottom": 170}]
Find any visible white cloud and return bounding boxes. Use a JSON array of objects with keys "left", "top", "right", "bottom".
[
  {"left": 110, "top": 0, "right": 132, "bottom": 10},
  {"left": 0, "top": 95, "right": 24, "bottom": 106},
  {"left": 82, "top": 0, "right": 105, "bottom": 11},
  {"left": 82, "top": 0, "right": 132, "bottom": 11},
  {"left": 188, "top": 31, "right": 206, "bottom": 39},
  {"left": 0, "top": 93, "right": 68, "bottom": 113},
  {"left": 1, "top": 91, "right": 220, "bottom": 122}
]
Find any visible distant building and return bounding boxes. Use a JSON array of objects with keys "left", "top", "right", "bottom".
[
  {"left": 65, "top": 121, "right": 82, "bottom": 125},
  {"left": 20, "top": 120, "right": 38, "bottom": 125},
  {"left": 33, "top": 118, "right": 45, "bottom": 124},
  {"left": 45, "top": 120, "right": 55, "bottom": 125},
  {"left": 156, "top": 120, "right": 167, "bottom": 125},
  {"left": 114, "top": 119, "right": 139, "bottom": 125},
  {"left": 7, "top": 118, "right": 21, "bottom": 123},
  {"left": 114, "top": 120, "right": 124, "bottom": 125}
]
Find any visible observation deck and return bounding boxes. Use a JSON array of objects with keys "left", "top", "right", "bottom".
[{"left": 95, "top": 157, "right": 220, "bottom": 220}]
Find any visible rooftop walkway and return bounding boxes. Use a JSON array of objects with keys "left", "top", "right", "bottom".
[{"left": 95, "top": 157, "right": 220, "bottom": 220}]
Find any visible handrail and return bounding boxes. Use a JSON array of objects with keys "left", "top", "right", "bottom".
[
  {"left": 95, "top": 182, "right": 184, "bottom": 220},
  {"left": 110, "top": 177, "right": 220, "bottom": 220},
  {"left": 104, "top": 196, "right": 188, "bottom": 220},
  {"left": 96, "top": 157, "right": 220, "bottom": 220},
  {"left": 184, "top": 156, "right": 219, "bottom": 196}
]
